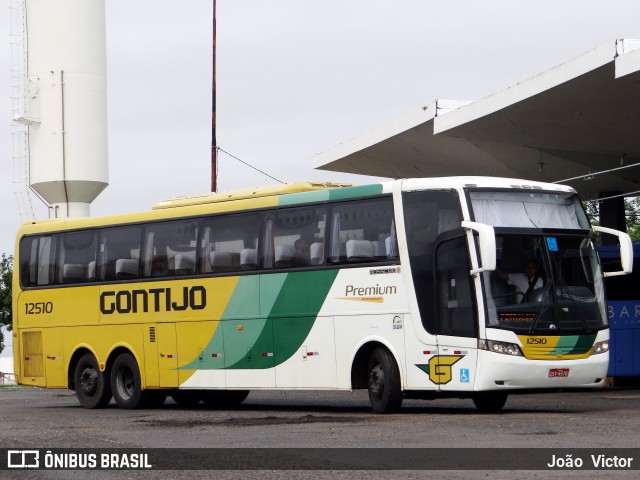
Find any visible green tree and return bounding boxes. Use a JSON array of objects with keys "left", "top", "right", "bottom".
[
  {"left": 584, "top": 198, "right": 640, "bottom": 242},
  {"left": 0, "top": 254, "right": 13, "bottom": 355},
  {"left": 584, "top": 200, "right": 600, "bottom": 228},
  {"left": 625, "top": 197, "right": 640, "bottom": 241}
]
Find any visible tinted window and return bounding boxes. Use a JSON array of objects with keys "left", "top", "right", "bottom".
[
  {"left": 329, "top": 198, "right": 397, "bottom": 264},
  {"left": 59, "top": 231, "right": 97, "bottom": 284},
  {"left": 97, "top": 226, "right": 142, "bottom": 281},
  {"left": 202, "top": 213, "right": 260, "bottom": 272},
  {"left": 262, "top": 206, "right": 327, "bottom": 269},
  {"left": 403, "top": 190, "right": 462, "bottom": 333},
  {"left": 143, "top": 220, "right": 199, "bottom": 278},
  {"left": 435, "top": 236, "right": 477, "bottom": 338},
  {"left": 20, "top": 235, "right": 57, "bottom": 287}
]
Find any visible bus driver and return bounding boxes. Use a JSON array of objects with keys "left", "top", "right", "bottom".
[{"left": 498, "top": 259, "right": 543, "bottom": 302}]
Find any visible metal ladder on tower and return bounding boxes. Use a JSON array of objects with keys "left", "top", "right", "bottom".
[{"left": 9, "top": 0, "right": 36, "bottom": 220}]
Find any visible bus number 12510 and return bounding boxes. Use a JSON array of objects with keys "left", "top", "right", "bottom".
[{"left": 25, "top": 302, "right": 54, "bottom": 315}]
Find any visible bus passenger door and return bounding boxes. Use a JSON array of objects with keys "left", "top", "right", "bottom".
[
  {"left": 434, "top": 236, "right": 479, "bottom": 391},
  {"left": 156, "top": 323, "right": 179, "bottom": 388}
]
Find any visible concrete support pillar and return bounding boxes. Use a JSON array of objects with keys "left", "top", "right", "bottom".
[{"left": 599, "top": 191, "right": 626, "bottom": 244}]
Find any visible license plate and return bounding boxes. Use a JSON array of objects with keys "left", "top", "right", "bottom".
[{"left": 548, "top": 368, "right": 570, "bottom": 378}]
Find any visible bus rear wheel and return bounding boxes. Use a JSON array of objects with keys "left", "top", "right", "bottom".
[
  {"left": 367, "top": 347, "right": 403, "bottom": 414},
  {"left": 472, "top": 392, "right": 508, "bottom": 412},
  {"left": 110, "top": 353, "right": 145, "bottom": 409},
  {"left": 201, "top": 390, "right": 250, "bottom": 408},
  {"left": 74, "top": 352, "right": 111, "bottom": 409}
]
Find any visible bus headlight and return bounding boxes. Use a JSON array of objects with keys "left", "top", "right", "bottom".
[
  {"left": 479, "top": 339, "right": 523, "bottom": 356},
  {"left": 591, "top": 340, "right": 609, "bottom": 355}
]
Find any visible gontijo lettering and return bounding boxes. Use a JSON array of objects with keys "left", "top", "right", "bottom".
[{"left": 100, "top": 286, "right": 206, "bottom": 314}]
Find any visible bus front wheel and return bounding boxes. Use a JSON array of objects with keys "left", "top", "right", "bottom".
[
  {"left": 110, "top": 353, "right": 144, "bottom": 409},
  {"left": 74, "top": 352, "right": 111, "bottom": 409},
  {"left": 367, "top": 347, "right": 403, "bottom": 414}
]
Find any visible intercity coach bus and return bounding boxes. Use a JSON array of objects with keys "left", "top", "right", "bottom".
[{"left": 12, "top": 177, "right": 633, "bottom": 413}]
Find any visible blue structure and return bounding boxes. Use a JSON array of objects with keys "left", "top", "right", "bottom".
[{"left": 600, "top": 242, "right": 640, "bottom": 377}]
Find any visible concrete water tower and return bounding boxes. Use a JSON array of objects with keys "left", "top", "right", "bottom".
[{"left": 15, "top": 0, "right": 108, "bottom": 218}]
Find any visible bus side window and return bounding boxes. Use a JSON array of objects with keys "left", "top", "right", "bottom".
[
  {"left": 143, "top": 220, "right": 199, "bottom": 278},
  {"left": 266, "top": 206, "right": 327, "bottom": 269},
  {"left": 59, "top": 231, "right": 97, "bottom": 284},
  {"left": 20, "top": 235, "right": 57, "bottom": 287},
  {"left": 98, "top": 226, "right": 142, "bottom": 281},
  {"left": 202, "top": 213, "right": 260, "bottom": 274},
  {"left": 329, "top": 198, "right": 395, "bottom": 264}
]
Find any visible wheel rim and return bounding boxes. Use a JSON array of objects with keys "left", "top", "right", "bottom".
[
  {"left": 79, "top": 366, "right": 98, "bottom": 396},
  {"left": 369, "top": 363, "right": 385, "bottom": 399},
  {"left": 115, "top": 367, "right": 135, "bottom": 401}
]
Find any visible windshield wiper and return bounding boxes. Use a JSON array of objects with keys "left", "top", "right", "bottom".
[
  {"left": 555, "top": 275, "right": 593, "bottom": 333},
  {"left": 528, "top": 279, "right": 553, "bottom": 335}
]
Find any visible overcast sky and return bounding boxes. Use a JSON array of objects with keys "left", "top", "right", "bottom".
[{"left": 1, "top": 1, "right": 640, "bottom": 340}]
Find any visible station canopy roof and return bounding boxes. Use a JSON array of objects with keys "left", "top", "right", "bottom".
[{"left": 314, "top": 39, "right": 640, "bottom": 200}]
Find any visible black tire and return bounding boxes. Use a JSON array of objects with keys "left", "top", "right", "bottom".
[
  {"left": 367, "top": 347, "right": 403, "bottom": 414},
  {"left": 201, "top": 390, "right": 250, "bottom": 408},
  {"left": 74, "top": 352, "right": 112, "bottom": 409},
  {"left": 171, "top": 390, "right": 202, "bottom": 407},
  {"left": 473, "top": 392, "right": 508, "bottom": 412},
  {"left": 110, "top": 352, "right": 145, "bottom": 409}
]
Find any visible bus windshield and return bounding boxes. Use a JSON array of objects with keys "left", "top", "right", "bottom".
[
  {"left": 469, "top": 190, "right": 606, "bottom": 334},
  {"left": 483, "top": 234, "right": 607, "bottom": 333}
]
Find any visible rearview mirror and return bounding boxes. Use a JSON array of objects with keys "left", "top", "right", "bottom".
[
  {"left": 593, "top": 225, "right": 633, "bottom": 276},
  {"left": 461, "top": 221, "right": 496, "bottom": 275}
]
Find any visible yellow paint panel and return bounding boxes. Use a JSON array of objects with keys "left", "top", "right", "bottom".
[
  {"left": 143, "top": 325, "right": 160, "bottom": 387},
  {"left": 17, "top": 286, "right": 100, "bottom": 329},
  {"left": 17, "top": 277, "right": 240, "bottom": 390},
  {"left": 42, "top": 328, "right": 65, "bottom": 387},
  {"left": 64, "top": 324, "right": 147, "bottom": 385},
  {"left": 517, "top": 335, "right": 592, "bottom": 360},
  {"left": 157, "top": 323, "right": 178, "bottom": 387},
  {"left": 21, "top": 331, "right": 44, "bottom": 384},
  {"left": 176, "top": 320, "right": 222, "bottom": 385}
]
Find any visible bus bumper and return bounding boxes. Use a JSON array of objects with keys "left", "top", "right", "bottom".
[{"left": 474, "top": 349, "right": 609, "bottom": 391}]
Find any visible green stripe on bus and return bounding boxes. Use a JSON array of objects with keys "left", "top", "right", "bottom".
[
  {"left": 278, "top": 184, "right": 383, "bottom": 206},
  {"left": 326, "top": 184, "right": 383, "bottom": 201},
  {"left": 268, "top": 269, "right": 339, "bottom": 318},
  {"left": 225, "top": 269, "right": 339, "bottom": 369},
  {"left": 270, "top": 269, "right": 339, "bottom": 365},
  {"left": 278, "top": 190, "right": 331, "bottom": 206},
  {"left": 184, "top": 270, "right": 339, "bottom": 370},
  {"left": 180, "top": 275, "right": 280, "bottom": 370},
  {"left": 549, "top": 335, "right": 596, "bottom": 355}
]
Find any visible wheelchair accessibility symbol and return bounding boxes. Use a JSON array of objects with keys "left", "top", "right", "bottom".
[{"left": 460, "top": 368, "right": 470, "bottom": 383}]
